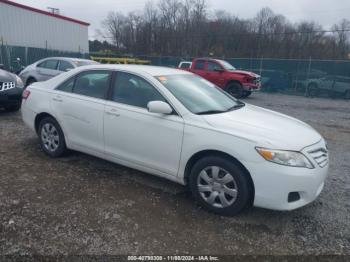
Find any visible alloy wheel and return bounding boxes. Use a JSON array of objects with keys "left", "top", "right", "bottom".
[{"left": 41, "top": 123, "right": 60, "bottom": 152}]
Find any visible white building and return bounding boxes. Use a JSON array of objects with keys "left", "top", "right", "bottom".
[{"left": 0, "top": 0, "right": 89, "bottom": 53}]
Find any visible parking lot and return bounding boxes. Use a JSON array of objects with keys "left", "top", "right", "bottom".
[{"left": 0, "top": 92, "right": 349, "bottom": 255}]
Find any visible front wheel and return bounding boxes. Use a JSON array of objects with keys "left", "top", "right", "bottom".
[
  {"left": 242, "top": 91, "right": 252, "bottom": 98},
  {"left": 189, "top": 156, "right": 253, "bottom": 216},
  {"left": 225, "top": 82, "right": 244, "bottom": 98},
  {"left": 38, "top": 117, "right": 67, "bottom": 157}
]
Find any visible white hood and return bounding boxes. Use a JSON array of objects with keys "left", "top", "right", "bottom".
[{"left": 202, "top": 104, "right": 322, "bottom": 151}]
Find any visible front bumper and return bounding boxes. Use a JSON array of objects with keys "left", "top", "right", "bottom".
[
  {"left": 244, "top": 140, "right": 328, "bottom": 211},
  {"left": 0, "top": 88, "right": 23, "bottom": 107},
  {"left": 243, "top": 83, "right": 261, "bottom": 92}
]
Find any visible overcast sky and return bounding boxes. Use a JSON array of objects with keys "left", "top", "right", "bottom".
[{"left": 14, "top": 0, "right": 350, "bottom": 39}]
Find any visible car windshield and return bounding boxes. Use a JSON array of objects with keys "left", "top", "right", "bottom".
[
  {"left": 156, "top": 74, "right": 244, "bottom": 114},
  {"left": 73, "top": 60, "right": 99, "bottom": 67},
  {"left": 218, "top": 60, "right": 236, "bottom": 71}
]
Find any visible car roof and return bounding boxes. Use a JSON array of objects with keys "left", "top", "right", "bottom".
[
  {"left": 40, "top": 57, "right": 94, "bottom": 62},
  {"left": 77, "top": 64, "right": 192, "bottom": 77}
]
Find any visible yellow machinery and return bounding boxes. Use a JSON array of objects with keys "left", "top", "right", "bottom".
[{"left": 90, "top": 56, "right": 151, "bottom": 65}]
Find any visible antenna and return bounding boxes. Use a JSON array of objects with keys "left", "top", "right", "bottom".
[{"left": 47, "top": 7, "right": 60, "bottom": 15}]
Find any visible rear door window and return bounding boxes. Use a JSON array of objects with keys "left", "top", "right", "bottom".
[
  {"left": 37, "top": 60, "right": 58, "bottom": 70},
  {"left": 58, "top": 60, "right": 74, "bottom": 72},
  {"left": 72, "top": 70, "right": 111, "bottom": 99}
]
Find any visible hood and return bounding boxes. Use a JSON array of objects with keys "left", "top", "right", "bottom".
[
  {"left": 0, "top": 69, "right": 16, "bottom": 82},
  {"left": 231, "top": 70, "right": 260, "bottom": 78},
  {"left": 202, "top": 104, "right": 321, "bottom": 151}
]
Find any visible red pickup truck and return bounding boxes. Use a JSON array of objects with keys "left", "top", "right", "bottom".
[{"left": 179, "top": 58, "right": 261, "bottom": 98}]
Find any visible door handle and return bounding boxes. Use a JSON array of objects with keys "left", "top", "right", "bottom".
[
  {"left": 105, "top": 109, "right": 120, "bottom": 117},
  {"left": 52, "top": 96, "right": 63, "bottom": 102}
]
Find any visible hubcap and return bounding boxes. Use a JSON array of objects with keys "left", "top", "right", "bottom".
[
  {"left": 41, "top": 123, "right": 59, "bottom": 152},
  {"left": 197, "top": 166, "right": 238, "bottom": 208}
]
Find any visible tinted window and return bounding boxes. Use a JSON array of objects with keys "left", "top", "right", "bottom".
[
  {"left": 112, "top": 72, "right": 165, "bottom": 108},
  {"left": 56, "top": 77, "right": 75, "bottom": 92},
  {"left": 194, "top": 60, "right": 205, "bottom": 70},
  {"left": 207, "top": 61, "right": 222, "bottom": 71},
  {"left": 73, "top": 71, "right": 110, "bottom": 99},
  {"left": 58, "top": 60, "right": 74, "bottom": 72},
  {"left": 37, "top": 60, "right": 58, "bottom": 70}
]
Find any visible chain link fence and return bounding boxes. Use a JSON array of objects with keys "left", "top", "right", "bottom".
[
  {"left": 1, "top": 46, "right": 350, "bottom": 99},
  {"left": 0, "top": 44, "right": 88, "bottom": 73}
]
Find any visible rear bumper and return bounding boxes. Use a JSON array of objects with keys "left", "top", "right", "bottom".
[{"left": 0, "top": 88, "right": 23, "bottom": 106}]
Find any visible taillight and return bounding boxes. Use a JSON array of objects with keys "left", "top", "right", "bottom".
[{"left": 22, "top": 89, "right": 31, "bottom": 100}]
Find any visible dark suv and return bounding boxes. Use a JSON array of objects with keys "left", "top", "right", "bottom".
[{"left": 0, "top": 67, "right": 24, "bottom": 111}]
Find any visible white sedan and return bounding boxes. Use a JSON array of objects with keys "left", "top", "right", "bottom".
[{"left": 21, "top": 65, "right": 329, "bottom": 215}]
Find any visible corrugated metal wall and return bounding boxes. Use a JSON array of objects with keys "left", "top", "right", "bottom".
[{"left": 0, "top": 2, "right": 89, "bottom": 53}]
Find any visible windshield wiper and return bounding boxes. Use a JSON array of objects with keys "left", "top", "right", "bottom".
[
  {"left": 226, "top": 102, "right": 245, "bottom": 111},
  {"left": 197, "top": 110, "right": 226, "bottom": 115}
]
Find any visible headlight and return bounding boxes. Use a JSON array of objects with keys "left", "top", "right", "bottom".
[
  {"left": 256, "top": 147, "right": 314, "bottom": 169},
  {"left": 15, "top": 75, "right": 24, "bottom": 88}
]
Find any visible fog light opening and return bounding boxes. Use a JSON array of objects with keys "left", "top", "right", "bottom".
[{"left": 288, "top": 192, "right": 301, "bottom": 203}]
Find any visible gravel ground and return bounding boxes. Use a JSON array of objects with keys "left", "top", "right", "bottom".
[{"left": 0, "top": 92, "right": 349, "bottom": 256}]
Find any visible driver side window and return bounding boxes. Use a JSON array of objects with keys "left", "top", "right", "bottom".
[
  {"left": 207, "top": 61, "right": 222, "bottom": 72},
  {"left": 111, "top": 72, "right": 166, "bottom": 108}
]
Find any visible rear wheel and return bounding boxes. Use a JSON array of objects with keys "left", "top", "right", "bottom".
[
  {"left": 189, "top": 156, "right": 253, "bottom": 216},
  {"left": 225, "top": 82, "right": 244, "bottom": 98},
  {"left": 38, "top": 117, "right": 67, "bottom": 157}
]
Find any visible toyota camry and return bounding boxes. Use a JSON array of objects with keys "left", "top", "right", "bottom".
[{"left": 21, "top": 65, "right": 329, "bottom": 215}]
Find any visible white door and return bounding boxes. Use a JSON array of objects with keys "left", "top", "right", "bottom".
[
  {"left": 51, "top": 70, "right": 111, "bottom": 154},
  {"left": 104, "top": 71, "right": 184, "bottom": 176}
]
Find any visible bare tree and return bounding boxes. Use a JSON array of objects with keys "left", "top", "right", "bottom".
[{"left": 99, "top": 1, "right": 350, "bottom": 59}]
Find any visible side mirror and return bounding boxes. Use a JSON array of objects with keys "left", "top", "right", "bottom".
[
  {"left": 214, "top": 68, "right": 224, "bottom": 73},
  {"left": 65, "top": 68, "right": 73, "bottom": 72},
  {"left": 147, "top": 101, "right": 173, "bottom": 115}
]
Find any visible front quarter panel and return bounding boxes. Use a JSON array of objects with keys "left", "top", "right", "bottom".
[{"left": 178, "top": 118, "right": 261, "bottom": 183}]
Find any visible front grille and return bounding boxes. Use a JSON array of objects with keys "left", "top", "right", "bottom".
[
  {"left": 308, "top": 148, "right": 328, "bottom": 168},
  {"left": 0, "top": 82, "right": 15, "bottom": 92},
  {"left": 253, "top": 77, "right": 261, "bottom": 86}
]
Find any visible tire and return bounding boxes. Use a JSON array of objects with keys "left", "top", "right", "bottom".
[
  {"left": 26, "top": 77, "right": 36, "bottom": 88},
  {"left": 189, "top": 156, "right": 253, "bottom": 216},
  {"left": 38, "top": 117, "right": 67, "bottom": 157},
  {"left": 242, "top": 91, "right": 252, "bottom": 98},
  {"left": 225, "top": 82, "right": 244, "bottom": 99},
  {"left": 4, "top": 102, "right": 21, "bottom": 112},
  {"left": 307, "top": 83, "right": 319, "bottom": 97},
  {"left": 344, "top": 90, "right": 350, "bottom": 100}
]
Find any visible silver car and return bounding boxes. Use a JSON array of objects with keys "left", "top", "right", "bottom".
[{"left": 19, "top": 57, "right": 99, "bottom": 87}]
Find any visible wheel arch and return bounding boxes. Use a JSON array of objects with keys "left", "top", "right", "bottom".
[
  {"left": 225, "top": 79, "right": 242, "bottom": 88},
  {"left": 26, "top": 76, "right": 37, "bottom": 86},
  {"left": 34, "top": 112, "right": 57, "bottom": 134},
  {"left": 184, "top": 149, "right": 255, "bottom": 205}
]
